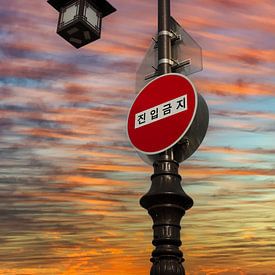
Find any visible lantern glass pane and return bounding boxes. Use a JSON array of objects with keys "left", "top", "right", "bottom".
[
  {"left": 85, "top": 4, "right": 100, "bottom": 28},
  {"left": 61, "top": 3, "right": 79, "bottom": 26}
]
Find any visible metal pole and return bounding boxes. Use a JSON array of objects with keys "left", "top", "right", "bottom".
[
  {"left": 157, "top": 0, "right": 172, "bottom": 75},
  {"left": 157, "top": 0, "right": 173, "bottom": 161},
  {"left": 140, "top": 1, "right": 193, "bottom": 274}
]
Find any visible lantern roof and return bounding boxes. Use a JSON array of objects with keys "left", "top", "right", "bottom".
[{"left": 47, "top": 0, "right": 116, "bottom": 17}]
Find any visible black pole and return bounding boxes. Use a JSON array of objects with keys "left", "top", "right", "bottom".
[
  {"left": 140, "top": 161, "right": 193, "bottom": 274},
  {"left": 140, "top": 1, "right": 194, "bottom": 274},
  {"left": 157, "top": 0, "right": 172, "bottom": 75}
]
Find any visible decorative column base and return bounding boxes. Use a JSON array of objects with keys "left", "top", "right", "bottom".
[{"left": 140, "top": 158, "right": 193, "bottom": 275}]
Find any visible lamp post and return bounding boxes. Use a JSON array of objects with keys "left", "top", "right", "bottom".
[
  {"left": 48, "top": 1, "right": 201, "bottom": 274},
  {"left": 139, "top": 2, "right": 193, "bottom": 273}
]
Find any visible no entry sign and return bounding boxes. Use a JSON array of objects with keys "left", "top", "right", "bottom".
[{"left": 127, "top": 73, "right": 198, "bottom": 154}]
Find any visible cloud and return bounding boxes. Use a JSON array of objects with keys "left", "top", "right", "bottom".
[
  {"left": 196, "top": 78, "right": 275, "bottom": 97},
  {"left": 0, "top": 0, "right": 275, "bottom": 274}
]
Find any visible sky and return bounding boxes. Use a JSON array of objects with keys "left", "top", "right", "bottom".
[{"left": 0, "top": 0, "right": 275, "bottom": 274}]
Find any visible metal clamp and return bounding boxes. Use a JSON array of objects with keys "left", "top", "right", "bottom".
[
  {"left": 158, "top": 58, "right": 174, "bottom": 66},
  {"left": 158, "top": 30, "right": 173, "bottom": 37}
]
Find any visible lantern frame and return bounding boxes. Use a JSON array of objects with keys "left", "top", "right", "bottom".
[{"left": 47, "top": 0, "right": 116, "bottom": 48}]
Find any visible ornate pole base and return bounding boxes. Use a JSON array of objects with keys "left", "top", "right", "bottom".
[{"left": 140, "top": 158, "right": 193, "bottom": 275}]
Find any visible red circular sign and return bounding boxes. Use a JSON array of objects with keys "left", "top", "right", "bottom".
[{"left": 127, "top": 73, "right": 197, "bottom": 154}]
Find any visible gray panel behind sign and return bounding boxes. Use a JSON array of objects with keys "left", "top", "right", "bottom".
[{"left": 136, "top": 17, "right": 202, "bottom": 93}]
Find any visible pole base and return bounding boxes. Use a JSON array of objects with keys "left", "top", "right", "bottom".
[{"left": 140, "top": 159, "right": 193, "bottom": 275}]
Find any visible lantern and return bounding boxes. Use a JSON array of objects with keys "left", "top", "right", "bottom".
[{"left": 47, "top": 0, "right": 116, "bottom": 48}]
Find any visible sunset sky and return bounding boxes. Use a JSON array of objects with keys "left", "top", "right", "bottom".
[{"left": 1, "top": 0, "right": 275, "bottom": 274}]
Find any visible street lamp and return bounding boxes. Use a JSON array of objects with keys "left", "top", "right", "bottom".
[
  {"left": 47, "top": 1, "right": 208, "bottom": 274},
  {"left": 47, "top": 0, "right": 116, "bottom": 48}
]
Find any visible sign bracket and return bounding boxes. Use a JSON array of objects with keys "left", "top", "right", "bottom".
[
  {"left": 136, "top": 17, "right": 202, "bottom": 93},
  {"left": 144, "top": 58, "right": 192, "bottom": 81}
]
